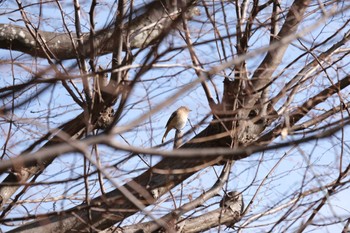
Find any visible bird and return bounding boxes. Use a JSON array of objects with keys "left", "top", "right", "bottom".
[{"left": 162, "top": 106, "right": 191, "bottom": 143}]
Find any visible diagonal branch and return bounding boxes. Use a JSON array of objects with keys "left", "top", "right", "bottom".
[
  {"left": 252, "top": 0, "right": 311, "bottom": 91},
  {"left": 103, "top": 161, "right": 234, "bottom": 232}
]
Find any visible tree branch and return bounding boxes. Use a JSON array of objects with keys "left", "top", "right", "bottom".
[{"left": 0, "top": 0, "right": 198, "bottom": 59}]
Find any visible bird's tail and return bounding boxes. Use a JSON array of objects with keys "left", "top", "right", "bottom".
[{"left": 162, "top": 128, "right": 171, "bottom": 143}]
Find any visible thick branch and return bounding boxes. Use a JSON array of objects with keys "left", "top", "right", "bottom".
[
  {"left": 0, "top": 0, "right": 198, "bottom": 59},
  {"left": 101, "top": 163, "right": 235, "bottom": 233},
  {"left": 180, "top": 191, "right": 243, "bottom": 233},
  {"left": 64, "top": 192, "right": 243, "bottom": 233},
  {"left": 252, "top": 0, "right": 311, "bottom": 91}
]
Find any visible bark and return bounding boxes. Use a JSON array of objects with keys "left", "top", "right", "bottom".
[
  {"left": 113, "top": 192, "right": 243, "bottom": 233},
  {"left": 0, "top": 0, "right": 198, "bottom": 59},
  {"left": 252, "top": 0, "right": 312, "bottom": 90}
]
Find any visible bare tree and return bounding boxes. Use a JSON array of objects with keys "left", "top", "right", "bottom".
[{"left": 1, "top": 0, "right": 350, "bottom": 232}]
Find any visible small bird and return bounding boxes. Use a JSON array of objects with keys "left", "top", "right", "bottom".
[{"left": 162, "top": 106, "right": 191, "bottom": 143}]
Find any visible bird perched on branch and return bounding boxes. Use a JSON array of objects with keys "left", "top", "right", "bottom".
[{"left": 162, "top": 106, "right": 191, "bottom": 143}]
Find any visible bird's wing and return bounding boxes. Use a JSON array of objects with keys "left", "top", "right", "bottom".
[{"left": 165, "top": 111, "right": 177, "bottom": 128}]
